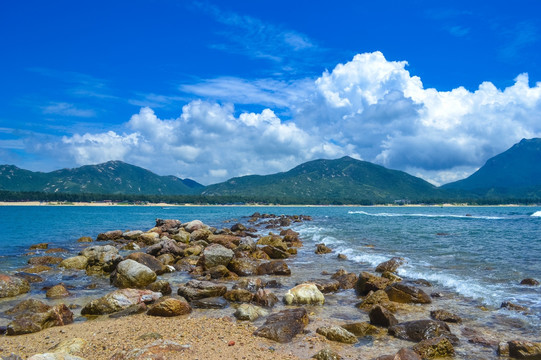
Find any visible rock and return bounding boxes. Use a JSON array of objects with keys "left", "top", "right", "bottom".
[
  {"left": 369, "top": 305, "right": 398, "bottom": 328},
  {"left": 375, "top": 257, "right": 405, "bottom": 273},
  {"left": 262, "top": 245, "right": 290, "bottom": 259},
  {"left": 45, "top": 248, "right": 69, "bottom": 254},
  {"left": 80, "top": 245, "right": 121, "bottom": 274},
  {"left": 81, "top": 288, "right": 162, "bottom": 315},
  {"left": 357, "top": 290, "right": 397, "bottom": 312},
  {"left": 385, "top": 283, "right": 432, "bottom": 304},
  {"left": 108, "top": 303, "right": 147, "bottom": 318},
  {"left": 190, "top": 229, "right": 212, "bottom": 242},
  {"left": 250, "top": 249, "right": 271, "bottom": 260},
  {"left": 237, "top": 237, "right": 256, "bottom": 251},
  {"left": 312, "top": 348, "right": 343, "bottom": 360},
  {"left": 256, "top": 260, "right": 291, "bottom": 276},
  {"left": 184, "top": 219, "right": 207, "bottom": 232},
  {"left": 253, "top": 308, "right": 309, "bottom": 343},
  {"left": 234, "top": 303, "right": 268, "bottom": 321},
  {"left": 520, "top": 278, "right": 540, "bottom": 286},
  {"left": 337, "top": 254, "right": 347, "bottom": 260},
  {"left": 228, "top": 258, "right": 257, "bottom": 276},
  {"left": 157, "top": 253, "right": 176, "bottom": 266},
  {"left": 316, "top": 326, "right": 357, "bottom": 344},
  {"left": 231, "top": 223, "right": 246, "bottom": 232},
  {"left": 28, "top": 353, "right": 86, "bottom": 360},
  {"left": 341, "top": 322, "right": 384, "bottom": 337},
  {"left": 138, "top": 232, "right": 161, "bottom": 245},
  {"left": 18, "top": 265, "right": 52, "bottom": 273},
  {"left": 498, "top": 342, "right": 510, "bottom": 356},
  {"left": 311, "top": 279, "right": 341, "bottom": 293},
  {"left": 283, "top": 283, "right": 325, "bottom": 305},
  {"left": 97, "top": 230, "right": 123, "bottom": 241},
  {"left": 183, "top": 245, "right": 203, "bottom": 256},
  {"left": 7, "top": 304, "right": 73, "bottom": 335},
  {"left": 28, "top": 256, "right": 63, "bottom": 265},
  {"left": 233, "top": 278, "right": 265, "bottom": 292},
  {"left": 331, "top": 269, "right": 358, "bottom": 290},
  {"left": 380, "top": 348, "right": 422, "bottom": 360},
  {"left": 430, "top": 309, "right": 462, "bottom": 323},
  {"left": 208, "top": 265, "right": 238, "bottom": 280},
  {"left": 110, "top": 339, "right": 188, "bottom": 359},
  {"left": 121, "top": 242, "right": 140, "bottom": 251},
  {"left": 253, "top": 289, "right": 279, "bottom": 308},
  {"left": 191, "top": 296, "right": 229, "bottom": 309},
  {"left": 146, "top": 239, "right": 185, "bottom": 257},
  {"left": 146, "top": 280, "right": 172, "bottom": 295},
  {"left": 0, "top": 274, "right": 30, "bottom": 298},
  {"left": 126, "top": 252, "right": 167, "bottom": 275},
  {"left": 147, "top": 297, "right": 192, "bottom": 317},
  {"left": 508, "top": 340, "right": 541, "bottom": 359},
  {"left": 381, "top": 271, "right": 402, "bottom": 282},
  {"left": 315, "top": 243, "right": 332, "bottom": 254},
  {"left": 224, "top": 289, "right": 253, "bottom": 303},
  {"left": 77, "top": 236, "right": 93, "bottom": 243},
  {"left": 412, "top": 336, "right": 455, "bottom": 359},
  {"left": 207, "top": 234, "right": 241, "bottom": 249},
  {"left": 14, "top": 272, "right": 43, "bottom": 283},
  {"left": 176, "top": 280, "right": 227, "bottom": 301},
  {"left": 29, "top": 243, "right": 49, "bottom": 250},
  {"left": 6, "top": 299, "right": 51, "bottom": 315},
  {"left": 46, "top": 284, "right": 70, "bottom": 298},
  {"left": 122, "top": 230, "right": 143, "bottom": 240},
  {"left": 257, "top": 235, "right": 288, "bottom": 250},
  {"left": 171, "top": 230, "right": 190, "bottom": 243},
  {"left": 388, "top": 320, "right": 458, "bottom": 344},
  {"left": 202, "top": 244, "right": 234, "bottom": 269},
  {"left": 59, "top": 256, "right": 88, "bottom": 270},
  {"left": 355, "top": 272, "right": 391, "bottom": 296},
  {"left": 111, "top": 259, "right": 157, "bottom": 289},
  {"left": 49, "top": 338, "right": 87, "bottom": 354},
  {"left": 155, "top": 219, "right": 181, "bottom": 232},
  {"left": 501, "top": 301, "right": 529, "bottom": 312}
]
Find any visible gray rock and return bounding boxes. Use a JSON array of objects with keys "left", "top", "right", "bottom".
[
  {"left": 316, "top": 326, "right": 357, "bottom": 344},
  {"left": 388, "top": 320, "right": 458, "bottom": 344},
  {"left": 202, "top": 244, "right": 234, "bottom": 269},
  {"left": 233, "top": 304, "right": 268, "bottom": 321},
  {"left": 176, "top": 280, "right": 227, "bottom": 301},
  {"left": 81, "top": 289, "right": 162, "bottom": 315},
  {"left": 0, "top": 274, "right": 30, "bottom": 298},
  {"left": 110, "top": 259, "right": 157, "bottom": 289}
]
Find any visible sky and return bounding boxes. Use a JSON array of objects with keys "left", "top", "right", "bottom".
[{"left": 1, "top": 0, "right": 540, "bottom": 186}]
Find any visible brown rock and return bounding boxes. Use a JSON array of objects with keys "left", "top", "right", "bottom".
[
  {"left": 7, "top": 304, "right": 73, "bottom": 335},
  {"left": 355, "top": 272, "right": 391, "bottom": 296},
  {"left": 224, "top": 289, "right": 253, "bottom": 303},
  {"left": 341, "top": 322, "right": 384, "bottom": 337},
  {"left": 520, "top": 278, "right": 540, "bottom": 286},
  {"left": 77, "top": 236, "right": 93, "bottom": 243},
  {"left": 331, "top": 269, "right": 358, "bottom": 290},
  {"left": 28, "top": 256, "right": 63, "bottom": 266},
  {"left": 356, "top": 290, "right": 397, "bottom": 312},
  {"left": 0, "top": 274, "right": 30, "bottom": 298},
  {"left": 176, "top": 280, "right": 227, "bottom": 301},
  {"left": 46, "top": 284, "right": 70, "bottom": 298},
  {"left": 262, "top": 245, "right": 290, "bottom": 259},
  {"left": 228, "top": 258, "right": 257, "bottom": 276},
  {"left": 111, "top": 339, "right": 188, "bottom": 359},
  {"left": 250, "top": 249, "right": 271, "bottom": 260},
  {"left": 430, "top": 309, "right": 462, "bottom": 323},
  {"left": 256, "top": 260, "right": 291, "bottom": 276},
  {"left": 508, "top": 340, "right": 541, "bottom": 359},
  {"left": 375, "top": 257, "right": 405, "bottom": 273},
  {"left": 389, "top": 320, "right": 458, "bottom": 344},
  {"left": 126, "top": 252, "right": 168, "bottom": 275},
  {"left": 385, "top": 283, "right": 432, "bottom": 304},
  {"left": 147, "top": 297, "right": 192, "bottom": 317},
  {"left": 315, "top": 243, "right": 332, "bottom": 254},
  {"left": 29, "top": 243, "right": 48, "bottom": 250},
  {"left": 311, "top": 279, "right": 341, "bottom": 293},
  {"left": 369, "top": 305, "right": 398, "bottom": 328},
  {"left": 146, "top": 280, "right": 172, "bottom": 295},
  {"left": 253, "top": 289, "right": 279, "bottom": 308},
  {"left": 97, "top": 230, "right": 123, "bottom": 241},
  {"left": 501, "top": 301, "right": 529, "bottom": 313},
  {"left": 316, "top": 326, "right": 357, "bottom": 344},
  {"left": 412, "top": 336, "right": 455, "bottom": 358},
  {"left": 253, "top": 308, "right": 309, "bottom": 343}
]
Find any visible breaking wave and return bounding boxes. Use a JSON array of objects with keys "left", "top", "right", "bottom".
[{"left": 348, "top": 210, "right": 505, "bottom": 220}]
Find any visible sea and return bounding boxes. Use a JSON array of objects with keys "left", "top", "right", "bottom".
[{"left": 0, "top": 205, "right": 540, "bottom": 358}]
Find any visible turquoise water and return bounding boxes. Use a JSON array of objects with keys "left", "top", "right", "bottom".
[{"left": 0, "top": 205, "right": 540, "bottom": 342}]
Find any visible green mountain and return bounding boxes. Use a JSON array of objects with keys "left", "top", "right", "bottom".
[
  {"left": 202, "top": 156, "right": 444, "bottom": 203},
  {"left": 0, "top": 161, "right": 204, "bottom": 195},
  {"left": 442, "top": 138, "right": 541, "bottom": 198}
]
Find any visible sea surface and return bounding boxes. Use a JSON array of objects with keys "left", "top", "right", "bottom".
[{"left": 0, "top": 205, "right": 540, "bottom": 358}]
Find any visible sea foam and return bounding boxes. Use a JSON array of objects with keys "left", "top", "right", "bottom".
[
  {"left": 348, "top": 210, "right": 504, "bottom": 220},
  {"left": 531, "top": 210, "right": 541, "bottom": 217}
]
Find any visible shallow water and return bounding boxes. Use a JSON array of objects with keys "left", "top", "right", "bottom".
[{"left": 0, "top": 205, "right": 540, "bottom": 359}]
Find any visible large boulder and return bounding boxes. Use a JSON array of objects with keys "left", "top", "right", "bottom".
[
  {"left": 315, "top": 243, "right": 332, "bottom": 254},
  {"left": 176, "top": 280, "right": 227, "bottom": 301},
  {"left": 369, "top": 305, "right": 398, "bottom": 328},
  {"left": 253, "top": 308, "right": 309, "bottom": 343},
  {"left": 412, "top": 336, "right": 455, "bottom": 359},
  {"left": 59, "top": 256, "right": 88, "bottom": 270},
  {"left": 111, "top": 259, "right": 157, "bottom": 289},
  {"left": 146, "top": 297, "right": 192, "bottom": 317},
  {"left": 207, "top": 234, "right": 241, "bottom": 249},
  {"left": 97, "top": 230, "right": 123, "bottom": 241},
  {"left": 7, "top": 302, "right": 73, "bottom": 335},
  {"left": 146, "top": 280, "right": 172, "bottom": 295},
  {"left": 184, "top": 220, "right": 207, "bottom": 232},
  {"left": 256, "top": 260, "right": 291, "bottom": 276},
  {"left": 155, "top": 219, "right": 181, "bottom": 232},
  {"left": 233, "top": 303, "right": 268, "bottom": 321},
  {"left": 316, "top": 326, "right": 357, "bottom": 344},
  {"left": 261, "top": 245, "right": 290, "bottom": 259},
  {"left": 257, "top": 235, "right": 287, "bottom": 250},
  {"left": 331, "top": 269, "right": 358, "bottom": 290},
  {"left": 385, "top": 283, "right": 432, "bottom": 304},
  {"left": 227, "top": 258, "right": 257, "bottom": 276},
  {"left": 224, "top": 289, "right": 254, "bottom": 303},
  {"left": 0, "top": 274, "right": 30, "bottom": 298},
  {"left": 355, "top": 272, "right": 391, "bottom": 296},
  {"left": 375, "top": 257, "right": 405, "bottom": 273},
  {"left": 122, "top": 230, "right": 143, "bottom": 240},
  {"left": 126, "top": 252, "right": 168, "bottom": 275},
  {"left": 202, "top": 244, "right": 234, "bottom": 269},
  {"left": 388, "top": 320, "right": 457, "bottom": 343},
  {"left": 357, "top": 290, "right": 397, "bottom": 312},
  {"left": 146, "top": 239, "right": 185, "bottom": 257},
  {"left": 81, "top": 288, "right": 162, "bottom": 315},
  {"left": 283, "top": 283, "right": 325, "bottom": 305},
  {"left": 507, "top": 340, "right": 541, "bottom": 359},
  {"left": 139, "top": 232, "right": 161, "bottom": 245},
  {"left": 80, "top": 245, "right": 122, "bottom": 274}
]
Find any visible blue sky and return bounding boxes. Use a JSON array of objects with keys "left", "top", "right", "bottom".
[{"left": 1, "top": 0, "right": 540, "bottom": 185}]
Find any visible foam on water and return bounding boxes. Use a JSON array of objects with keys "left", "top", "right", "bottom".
[
  {"left": 348, "top": 210, "right": 505, "bottom": 220},
  {"left": 531, "top": 210, "right": 541, "bottom": 217}
]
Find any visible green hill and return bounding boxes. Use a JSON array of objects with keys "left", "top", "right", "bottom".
[
  {"left": 202, "top": 156, "right": 444, "bottom": 203},
  {"left": 442, "top": 138, "right": 541, "bottom": 198},
  {"left": 0, "top": 161, "right": 204, "bottom": 195}
]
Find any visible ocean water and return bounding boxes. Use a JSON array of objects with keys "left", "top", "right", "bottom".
[{"left": 0, "top": 205, "right": 540, "bottom": 357}]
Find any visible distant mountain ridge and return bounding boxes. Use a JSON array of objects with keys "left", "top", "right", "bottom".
[{"left": 0, "top": 161, "right": 204, "bottom": 195}]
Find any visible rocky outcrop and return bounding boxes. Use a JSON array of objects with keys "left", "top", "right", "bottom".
[
  {"left": 176, "top": 280, "right": 227, "bottom": 301},
  {"left": 253, "top": 308, "right": 309, "bottom": 343},
  {"left": 146, "top": 297, "right": 192, "bottom": 317},
  {"left": 81, "top": 289, "right": 162, "bottom": 315},
  {"left": 111, "top": 259, "right": 157, "bottom": 289},
  {"left": 0, "top": 274, "right": 30, "bottom": 298},
  {"left": 283, "top": 283, "right": 325, "bottom": 305},
  {"left": 316, "top": 326, "right": 357, "bottom": 344},
  {"left": 385, "top": 283, "right": 432, "bottom": 304}
]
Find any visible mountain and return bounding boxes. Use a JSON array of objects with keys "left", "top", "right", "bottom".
[
  {"left": 202, "top": 156, "right": 444, "bottom": 203},
  {"left": 442, "top": 138, "right": 541, "bottom": 198},
  {"left": 0, "top": 161, "right": 204, "bottom": 195}
]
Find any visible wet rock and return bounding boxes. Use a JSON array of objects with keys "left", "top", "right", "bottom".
[
  {"left": 176, "top": 280, "right": 227, "bottom": 301},
  {"left": 224, "top": 289, "right": 253, "bottom": 303},
  {"left": 256, "top": 260, "right": 291, "bottom": 276},
  {"left": 355, "top": 272, "right": 391, "bottom": 296},
  {"left": 312, "top": 348, "right": 343, "bottom": 360},
  {"left": 147, "top": 297, "right": 192, "bottom": 317},
  {"left": 412, "top": 336, "right": 455, "bottom": 359},
  {"left": 146, "top": 238, "right": 185, "bottom": 257},
  {"left": 237, "top": 237, "right": 256, "bottom": 252},
  {"left": 146, "top": 280, "right": 172, "bottom": 295},
  {"left": 184, "top": 219, "right": 207, "bottom": 232},
  {"left": 253, "top": 308, "right": 309, "bottom": 343},
  {"left": 283, "top": 283, "right": 325, "bottom": 305},
  {"left": 207, "top": 234, "right": 241, "bottom": 249},
  {"left": 108, "top": 303, "right": 147, "bottom": 318},
  {"left": 45, "top": 248, "right": 69, "bottom": 254},
  {"left": 250, "top": 249, "right": 271, "bottom": 260},
  {"left": 369, "top": 305, "right": 398, "bottom": 328},
  {"left": 126, "top": 252, "right": 168, "bottom": 275},
  {"left": 257, "top": 235, "right": 288, "bottom": 250},
  {"left": 262, "top": 245, "right": 290, "bottom": 259},
  {"left": 356, "top": 290, "right": 397, "bottom": 312},
  {"left": 388, "top": 320, "right": 458, "bottom": 344},
  {"left": 18, "top": 265, "right": 52, "bottom": 273},
  {"left": 310, "top": 279, "right": 341, "bottom": 293},
  {"left": 190, "top": 228, "right": 212, "bottom": 242},
  {"left": 97, "top": 230, "right": 123, "bottom": 241},
  {"left": 508, "top": 340, "right": 541, "bottom": 359},
  {"left": 30, "top": 243, "right": 49, "bottom": 250},
  {"left": 430, "top": 309, "right": 462, "bottom": 323},
  {"left": 110, "top": 339, "right": 188, "bottom": 359},
  {"left": 14, "top": 272, "right": 43, "bottom": 283},
  {"left": 7, "top": 304, "right": 73, "bottom": 335},
  {"left": 341, "top": 322, "right": 384, "bottom": 337},
  {"left": 77, "top": 236, "right": 93, "bottom": 243},
  {"left": 121, "top": 242, "right": 140, "bottom": 251},
  {"left": 183, "top": 245, "right": 203, "bottom": 256},
  {"left": 520, "top": 278, "right": 539, "bottom": 286},
  {"left": 6, "top": 299, "right": 51, "bottom": 315},
  {"left": 316, "top": 325, "right": 357, "bottom": 344},
  {"left": 80, "top": 245, "right": 121, "bottom": 274},
  {"left": 501, "top": 301, "right": 529, "bottom": 313},
  {"left": 208, "top": 265, "right": 238, "bottom": 280},
  {"left": 202, "top": 244, "right": 234, "bottom": 269},
  {"left": 170, "top": 230, "right": 190, "bottom": 243},
  {"left": 233, "top": 303, "right": 268, "bottom": 321},
  {"left": 81, "top": 288, "right": 162, "bottom": 315},
  {"left": 28, "top": 256, "right": 63, "bottom": 265},
  {"left": 253, "top": 289, "right": 279, "bottom": 308},
  {"left": 331, "top": 269, "right": 358, "bottom": 290},
  {"left": 156, "top": 253, "right": 175, "bottom": 265},
  {"left": 191, "top": 296, "right": 229, "bottom": 309},
  {"left": 231, "top": 223, "right": 246, "bottom": 232},
  {"left": 385, "top": 283, "right": 432, "bottom": 304},
  {"left": 375, "top": 257, "right": 405, "bottom": 273},
  {"left": 155, "top": 219, "right": 181, "bottom": 232},
  {"left": 315, "top": 243, "right": 332, "bottom": 254},
  {"left": 337, "top": 254, "right": 347, "bottom": 260},
  {"left": 233, "top": 278, "right": 265, "bottom": 292},
  {"left": 0, "top": 274, "right": 30, "bottom": 298},
  {"left": 59, "top": 256, "right": 88, "bottom": 270},
  {"left": 110, "top": 259, "right": 157, "bottom": 289},
  {"left": 228, "top": 258, "right": 257, "bottom": 276},
  {"left": 46, "top": 284, "right": 70, "bottom": 298},
  {"left": 138, "top": 232, "right": 160, "bottom": 245},
  {"left": 381, "top": 271, "right": 402, "bottom": 283},
  {"left": 498, "top": 342, "right": 510, "bottom": 356}
]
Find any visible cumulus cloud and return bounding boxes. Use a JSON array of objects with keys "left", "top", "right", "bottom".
[{"left": 58, "top": 51, "right": 541, "bottom": 185}]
